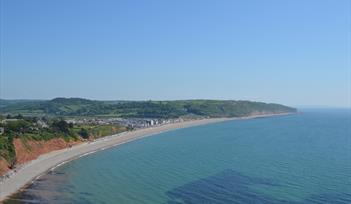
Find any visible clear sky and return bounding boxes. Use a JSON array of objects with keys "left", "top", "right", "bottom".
[{"left": 0, "top": 0, "right": 350, "bottom": 107}]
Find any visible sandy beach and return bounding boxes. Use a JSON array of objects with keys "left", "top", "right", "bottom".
[{"left": 0, "top": 113, "right": 290, "bottom": 201}]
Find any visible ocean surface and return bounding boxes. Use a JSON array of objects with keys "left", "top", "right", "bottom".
[{"left": 6, "top": 109, "right": 351, "bottom": 204}]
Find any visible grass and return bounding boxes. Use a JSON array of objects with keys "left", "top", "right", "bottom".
[{"left": 72, "top": 124, "right": 126, "bottom": 138}]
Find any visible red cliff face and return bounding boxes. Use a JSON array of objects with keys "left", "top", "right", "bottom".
[
  {"left": 13, "top": 138, "right": 80, "bottom": 165},
  {"left": 0, "top": 138, "right": 80, "bottom": 176},
  {"left": 0, "top": 158, "right": 9, "bottom": 176}
]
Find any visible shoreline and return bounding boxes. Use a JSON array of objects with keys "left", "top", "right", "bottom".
[{"left": 0, "top": 113, "right": 292, "bottom": 201}]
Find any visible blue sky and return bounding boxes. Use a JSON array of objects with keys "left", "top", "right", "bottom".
[{"left": 1, "top": 0, "right": 350, "bottom": 107}]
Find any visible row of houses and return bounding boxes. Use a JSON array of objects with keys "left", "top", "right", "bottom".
[{"left": 64, "top": 117, "right": 184, "bottom": 129}]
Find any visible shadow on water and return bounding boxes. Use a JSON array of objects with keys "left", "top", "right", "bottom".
[{"left": 165, "top": 169, "right": 351, "bottom": 204}]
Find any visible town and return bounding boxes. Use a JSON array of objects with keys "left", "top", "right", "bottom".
[
  {"left": 0, "top": 114, "right": 204, "bottom": 137},
  {"left": 64, "top": 117, "right": 187, "bottom": 129}
]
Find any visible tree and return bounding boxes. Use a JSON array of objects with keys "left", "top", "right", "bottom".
[
  {"left": 5, "top": 120, "right": 31, "bottom": 133},
  {"left": 78, "top": 128, "right": 89, "bottom": 139},
  {"left": 26, "top": 116, "right": 38, "bottom": 123},
  {"left": 51, "top": 120, "right": 70, "bottom": 134},
  {"left": 15, "top": 114, "right": 24, "bottom": 119}
]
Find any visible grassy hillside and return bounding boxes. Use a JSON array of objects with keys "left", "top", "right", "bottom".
[{"left": 0, "top": 98, "right": 296, "bottom": 118}]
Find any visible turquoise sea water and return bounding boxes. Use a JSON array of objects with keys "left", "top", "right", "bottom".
[{"left": 7, "top": 109, "right": 351, "bottom": 203}]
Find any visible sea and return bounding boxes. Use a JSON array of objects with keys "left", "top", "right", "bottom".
[{"left": 5, "top": 109, "right": 351, "bottom": 203}]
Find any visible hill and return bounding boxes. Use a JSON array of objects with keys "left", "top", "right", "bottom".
[{"left": 0, "top": 98, "right": 297, "bottom": 118}]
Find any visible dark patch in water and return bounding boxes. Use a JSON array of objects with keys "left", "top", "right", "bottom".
[
  {"left": 165, "top": 170, "right": 351, "bottom": 204},
  {"left": 47, "top": 171, "right": 65, "bottom": 175},
  {"left": 304, "top": 193, "right": 351, "bottom": 204},
  {"left": 4, "top": 170, "right": 73, "bottom": 204},
  {"left": 4, "top": 170, "right": 350, "bottom": 204},
  {"left": 79, "top": 192, "right": 93, "bottom": 196}
]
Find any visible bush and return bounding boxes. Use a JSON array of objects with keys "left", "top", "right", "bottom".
[
  {"left": 78, "top": 128, "right": 89, "bottom": 139},
  {"left": 51, "top": 120, "right": 70, "bottom": 134},
  {"left": 5, "top": 120, "right": 31, "bottom": 133}
]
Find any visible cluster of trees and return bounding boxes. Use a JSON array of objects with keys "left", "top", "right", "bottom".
[
  {"left": 78, "top": 128, "right": 89, "bottom": 139},
  {"left": 2, "top": 116, "right": 59, "bottom": 135},
  {"left": 0, "top": 116, "right": 87, "bottom": 140},
  {"left": 51, "top": 120, "right": 72, "bottom": 134}
]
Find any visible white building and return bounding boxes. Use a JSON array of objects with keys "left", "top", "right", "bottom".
[{"left": 37, "top": 120, "right": 49, "bottom": 128}]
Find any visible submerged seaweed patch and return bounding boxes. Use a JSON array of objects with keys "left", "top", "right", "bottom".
[{"left": 165, "top": 169, "right": 351, "bottom": 204}]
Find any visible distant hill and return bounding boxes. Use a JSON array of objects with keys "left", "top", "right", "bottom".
[
  {"left": 0, "top": 99, "right": 43, "bottom": 109},
  {"left": 0, "top": 98, "right": 297, "bottom": 118}
]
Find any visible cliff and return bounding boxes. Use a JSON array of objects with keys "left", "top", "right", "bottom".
[
  {"left": 13, "top": 138, "right": 80, "bottom": 165},
  {"left": 0, "top": 158, "right": 9, "bottom": 176},
  {"left": 0, "top": 138, "right": 80, "bottom": 176}
]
